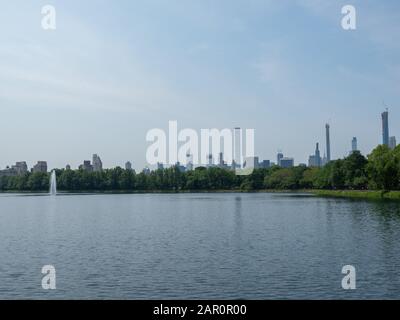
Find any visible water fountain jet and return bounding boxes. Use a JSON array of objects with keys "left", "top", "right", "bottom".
[{"left": 49, "top": 170, "right": 57, "bottom": 196}]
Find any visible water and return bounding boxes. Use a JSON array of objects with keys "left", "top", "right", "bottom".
[
  {"left": 0, "top": 192, "right": 400, "bottom": 299},
  {"left": 49, "top": 171, "right": 57, "bottom": 196}
]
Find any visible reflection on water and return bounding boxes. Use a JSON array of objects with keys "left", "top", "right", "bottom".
[{"left": 0, "top": 192, "right": 400, "bottom": 299}]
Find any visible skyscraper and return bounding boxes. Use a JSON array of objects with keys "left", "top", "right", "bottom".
[
  {"left": 218, "top": 152, "right": 224, "bottom": 167},
  {"left": 277, "top": 152, "right": 283, "bottom": 167},
  {"left": 92, "top": 154, "right": 103, "bottom": 172},
  {"left": 233, "top": 127, "right": 242, "bottom": 168},
  {"left": 308, "top": 143, "right": 321, "bottom": 167},
  {"left": 382, "top": 110, "right": 389, "bottom": 146},
  {"left": 352, "top": 137, "right": 358, "bottom": 152},
  {"left": 325, "top": 123, "right": 331, "bottom": 162},
  {"left": 315, "top": 143, "right": 321, "bottom": 167}
]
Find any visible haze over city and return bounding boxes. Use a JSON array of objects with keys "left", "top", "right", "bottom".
[{"left": 1, "top": 0, "right": 399, "bottom": 170}]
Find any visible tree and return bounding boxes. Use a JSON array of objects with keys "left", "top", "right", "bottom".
[{"left": 367, "top": 145, "right": 398, "bottom": 190}]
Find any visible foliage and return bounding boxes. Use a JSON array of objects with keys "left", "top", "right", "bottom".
[{"left": 1, "top": 146, "right": 400, "bottom": 192}]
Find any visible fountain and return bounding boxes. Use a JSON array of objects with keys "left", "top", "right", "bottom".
[{"left": 49, "top": 170, "right": 57, "bottom": 196}]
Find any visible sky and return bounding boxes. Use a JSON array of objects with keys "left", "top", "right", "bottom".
[{"left": 0, "top": 0, "right": 399, "bottom": 170}]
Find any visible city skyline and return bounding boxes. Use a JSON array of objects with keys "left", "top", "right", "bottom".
[
  {"left": 0, "top": 109, "right": 396, "bottom": 173},
  {"left": 0, "top": 1, "right": 399, "bottom": 169}
]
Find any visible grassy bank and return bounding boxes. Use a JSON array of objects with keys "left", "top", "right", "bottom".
[{"left": 312, "top": 190, "right": 400, "bottom": 200}]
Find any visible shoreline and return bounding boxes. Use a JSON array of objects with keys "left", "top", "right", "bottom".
[
  {"left": 1, "top": 189, "right": 400, "bottom": 200},
  {"left": 311, "top": 190, "right": 400, "bottom": 201}
]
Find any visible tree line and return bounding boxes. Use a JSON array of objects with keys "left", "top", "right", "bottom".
[{"left": 1, "top": 145, "right": 400, "bottom": 192}]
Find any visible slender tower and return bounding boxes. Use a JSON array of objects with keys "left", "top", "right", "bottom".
[
  {"left": 315, "top": 143, "right": 321, "bottom": 167},
  {"left": 325, "top": 123, "right": 331, "bottom": 162},
  {"left": 382, "top": 109, "right": 389, "bottom": 146}
]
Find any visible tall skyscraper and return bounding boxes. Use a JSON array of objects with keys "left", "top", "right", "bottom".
[
  {"left": 389, "top": 136, "right": 397, "bottom": 150},
  {"left": 325, "top": 123, "right": 331, "bottom": 162},
  {"left": 308, "top": 143, "right": 321, "bottom": 167},
  {"left": 315, "top": 143, "right": 321, "bottom": 167},
  {"left": 352, "top": 137, "right": 358, "bottom": 152},
  {"left": 382, "top": 110, "right": 389, "bottom": 146},
  {"left": 218, "top": 152, "right": 224, "bottom": 166},
  {"left": 233, "top": 127, "right": 242, "bottom": 168},
  {"left": 277, "top": 152, "right": 283, "bottom": 167}
]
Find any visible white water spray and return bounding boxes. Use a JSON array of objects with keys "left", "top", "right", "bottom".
[{"left": 49, "top": 170, "right": 57, "bottom": 196}]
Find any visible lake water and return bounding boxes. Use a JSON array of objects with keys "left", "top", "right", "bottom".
[{"left": 0, "top": 192, "right": 400, "bottom": 299}]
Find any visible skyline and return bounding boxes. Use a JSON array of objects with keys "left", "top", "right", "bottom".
[
  {"left": 0, "top": 108, "right": 396, "bottom": 172},
  {"left": 1, "top": 1, "right": 399, "bottom": 169}
]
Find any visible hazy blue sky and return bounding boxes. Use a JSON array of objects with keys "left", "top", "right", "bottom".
[{"left": 0, "top": 0, "right": 399, "bottom": 170}]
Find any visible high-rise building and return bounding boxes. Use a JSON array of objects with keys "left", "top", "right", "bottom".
[
  {"left": 277, "top": 152, "right": 284, "bottom": 167},
  {"left": 218, "top": 152, "right": 224, "bottom": 166},
  {"left": 382, "top": 110, "right": 389, "bottom": 146},
  {"left": 352, "top": 137, "right": 358, "bottom": 153},
  {"left": 92, "top": 154, "right": 103, "bottom": 172},
  {"left": 233, "top": 127, "right": 242, "bottom": 168},
  {"left": 79, "top": 160, "right": 93, "bottom": 172},
  {"left": 325, "top": 123, "right": 331, "bottom": 162},
  {"left": 32, "top": 161, "right": 48, "bottom": 173},
  {"left": 244, "top": 156, "right": 259, "bottom": 169},
  {"left": 308, "top": 143, "right": 321, "bottom": 167},
  {"left": 389, "top": 136, "right": 397, "bottom": 150},
  {"left": 12, "top": 162, "right": 28, "bottom": 175},
  {"left": 207, "top": 154, "right": 213, "bottom": 167},
  {"left": 280, "top": 157, "right": 294, "bottom": 168},
  {"left": 125, "top": 161, "right": 132, "bottom": 171},
  {"left": 316, "top": 143, "right": 321, "bottom": 166},
  {"left": 259, "top": 160, "right": 270, "bottom": 169}
]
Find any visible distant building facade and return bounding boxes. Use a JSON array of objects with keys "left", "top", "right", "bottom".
[
  {"left": 79, "top": 160, "right": 93, "bottom": 172},
  {"left": 125, "top": 161, "right": 132, "bottom": 171},
  {"left": 32, "top": 161, "right": 48, "bottom": 173},
  {"left": 280, "top": 157, "right": 294, "bottom": 168},
  {"left": 92, "top": 154, "right": 103, "bottom": 172},
  {"left": 325, "top": 123, "right": 331, "bottom": 162},
  {"left": 259, "top": 160, "right": 270, "bottom": 169},
  {"left": 382, "top": 110, "right": 389, "bottom": 146},
  {"left": 352, "top": 137, "right": 358, "bottom": 152},
  {"left": 308, "top": 143, "right": 321, "bottom": 167},
  {"left": 0, "top": 161, "right": 28, "bottom": 176},
  {"left": 244, "top": 156, "right": 259, "bottom": 169},
  {"left": 277, "top": 152, "right": 284, "bottom": 167},
  {"left": 13, "top": 162, "right": 28, "bottom": 175}
]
